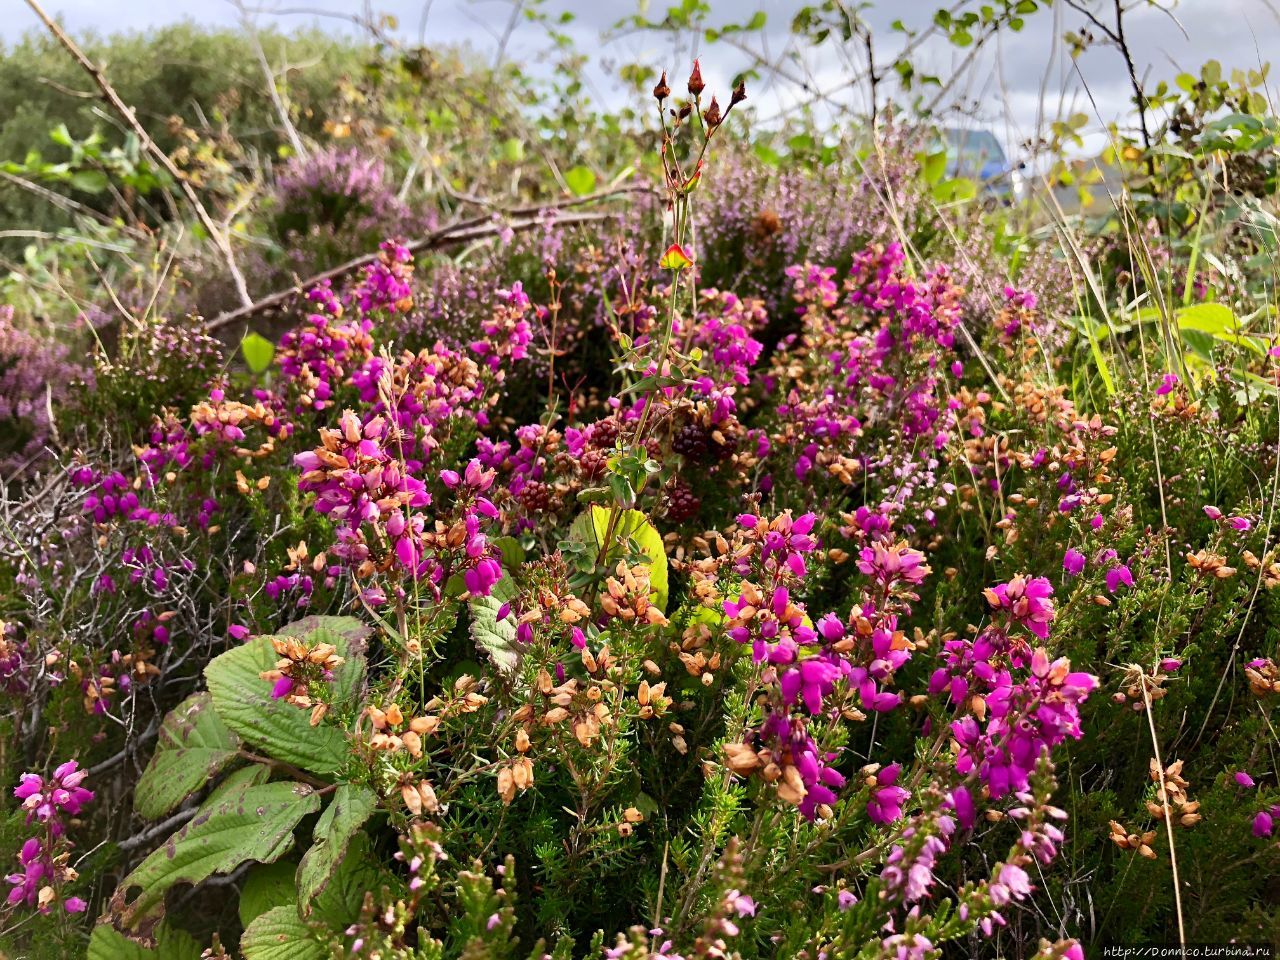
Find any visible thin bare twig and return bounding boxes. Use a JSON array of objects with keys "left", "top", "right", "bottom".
[{"left": 24, "top": 0, "right": 254, "bottom": 307}]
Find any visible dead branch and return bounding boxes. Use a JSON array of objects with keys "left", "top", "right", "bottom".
[{"left": 205, "top": 184, "right": 651, "bottom": 332}]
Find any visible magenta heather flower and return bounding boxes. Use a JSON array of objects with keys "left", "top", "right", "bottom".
[
  {"left": 1105, "top": 565, "right": 1134, "bottom": 593},
  {"left": 1253, "top": 809, "right": 1274, "bottom": 838},
  {"left": 952, "top": 649, "right": 1096, "bottom": 798},
  {"left": 735, "top": 511, "right": 819, "bottom": 578},
  {"left": 296, "top": 410, "right": 430, "bottom": 527},
  {"left": 867, "top": 763, "right": 910, "bottom": 824},
  {"left": 1062, "top": 548, "right": 1086, "bottom": 576},
  {"left": 725, "top": 889, "right": 756, "bottom": 917},
  {"left": 856, "top": 540, "right": 931, "bottom": 588},
  {"left": 352, "top": 240, "right": 415, "bottom": 314},
  {"left": 1235, "top": 771, "right": 1256, "bottom": 788},
  {"left": 984, "top": 576, "right": 1055, "bottom": 640},
  {"left": 989, "top": 862, "right": 1033, "bottom": 906},
  {"left": 471, "top": 282, "right": 534, "bottom": 373},
  {"left": 13, "top": 761, "right": 93, "bottom": 832},
  {"left": 278, "top": 284, "right": 374, "bottom": 412}
]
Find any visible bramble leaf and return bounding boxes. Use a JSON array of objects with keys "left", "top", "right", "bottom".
[
  {"left": 240, "top": 859, "right": 299, "bottom": 928},
  {"left": 109, "top": 781, "right": 320, "bottom": 932},
  {"left": 240, "top": 905, "right": 326, "bottom": 960},
  {"left": 470, "top": 574, "right": 521, "bottom": 673},
  {"left": 204, "top": 616, "right": 368, "bottom": 774},
  {"left": 570, "top": 506, "right": 669, "bottom": 611},
  {"left": 135, "top": 693, "right": 241, "bottom": 820},
  {"left": 87, "top": 922, "right": 202, "bottom": 960},
  {"left": 298, "top": 784, "right": 379, "bottom": 916}
]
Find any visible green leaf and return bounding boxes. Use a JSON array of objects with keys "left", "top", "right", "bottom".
[
  {"left": 564, "top": 165, "right": 597, "bottom": 196},
  {"left": 281, "top": 615, "right": 371, "bottom": 709},
  {"left": 204, "top": 619, "right": 366, "bottom": 774},
  {"left": 570, "top": 506, "right": 668, "bottom": 611},
  {"left": 241, "top": 332, "right": 276, "bottom": 374},
  {"left": 240, "top": 860, "right": 299, "bottom": 928},
  {"left": 88, "top": 923, "right": 203, "bottom": 960},
  {"left": 201, "top": 763, "right": 271, "bottom": 810},
  {"left": 1176, "top": 302, "right": 1237, "bottom": 335},
  {"left": 470, "top": 574, "right": 521, "bottom": 673},
  {"left": 298, "top": 784, "right": 379, "bottom": 916},
  {"left": 311, "top": 834, "right": 384, "bottom": 925},
  {"left": 932, "top": 177, "right": 977, "bottom": 203},
  {"left": 69, "top": 169, "right": 109, "bottom": 193},
  {"left": 491, "top": 535, "right": 526, "bottom": 571},
  {"left": 136, "top": 693, "right": 241, "bottom": 820},
  {"left": 49, "top": 123, "right": 73, "bottom": 148},
  {"left": 240, "top": 905, "right": 326, "bottom": 960},
  {"left": 109, "top": 782, "right": 321, "bottom": 931},
  {"left": 920, "top": 149, "right": 947, "bottom": 185},
  {"left": 500, "top": 137, "right": 525, "bottom": 163},
  {"left": 753, "top": 143, "right": 781, "bottom": 167}
]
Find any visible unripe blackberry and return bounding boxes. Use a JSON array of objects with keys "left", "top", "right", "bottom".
[
  {"left": 664, "top": 480, "right": 701, "bottom": 524},
  {"left": 517, "top": 481, "right": 554, "bottom": 515},
  {"left": 591, "top": 417, "right": 622, "bottom": 450},
  {"left": 579, "top": 449, "right": 607, "bottom": 481},
  {"left": 672, "top": 422, "right": 709, "bottom": 460},
  {"left": 709, "top": 431, "right": 739, "bottom": 461}
]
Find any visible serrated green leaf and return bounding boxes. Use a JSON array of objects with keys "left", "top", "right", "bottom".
[
  {"left": 240, "top": 859, "right": 299, "bottom": 928},
  {"left": 241, "top": 332, "right": 276, "bottom": 374},
  {"left": 88, "top": 923, "right": 203, "bottom": 960},
  {"left": 298, "top": 784, "right": 378, "bottom": 916},
  {"left": 470, "top": 575, "right": 520, "bottom": 673},
  {"left": 311, "top": 834, "right": 384, "bottom": 925},
  {"left": 136, "top": 693, "right": 241, "bottom": 820},
  {"left": 201, "top": 763, "right": 271, "bottom": 810},
  {"left": 109, "top": 782, "right": 320, "bottom": 931},
  {"left": 204, "top": 618, "right": 367, "bottom": 774},
  {"left": 240, "top": 905, "right": 326, "bottom": 960}
]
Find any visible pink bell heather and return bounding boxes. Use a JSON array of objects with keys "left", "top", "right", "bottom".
[
  {"left": 1105, "top": 565, "right": 1134, "bottom": 593},
  {"left": 295, "top": 409, "right": 430, "bottom": 531},
  {"left": 471, "top": 282, "right": 534, "bottom": 372},
  {"left": 13, "top": 760, "right": 93, "bottom": 833},
  {"left": 856, "top": 540, "right": 930, "bottom": 588},
  {"left": 867, "top": 763, "right": 910, "bottom": 824},
  {"left": 984, "top": 575, "right": 1055, "bottom": 640},
  {"left": 952, "top": 649, "right": 1096, "bottom": 798},
  {"left": 6, "top": 835, "right": 86, "bottom": 914},
  {"left": 988, "top": 862, "right": 1033, "bottom": 906},
  {"left": 724, "top": 584, "right": 816, "bottom": 665},
  {"left": 352, "top": 240, "right": 415, "bottom": 314},
  {"left": 1253, "top": 809, "right": 1274, "bottom": 838},
  {"left": 735, "top": 512, "right": 819, "bottom": 578},
  {"left": 1062, "top": 548, "right": 1086, "bottom": 576}
]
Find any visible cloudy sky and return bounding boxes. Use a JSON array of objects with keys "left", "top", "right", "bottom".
[{"left": 6, "top": 0, "right": 1279, "bottom": 157}]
